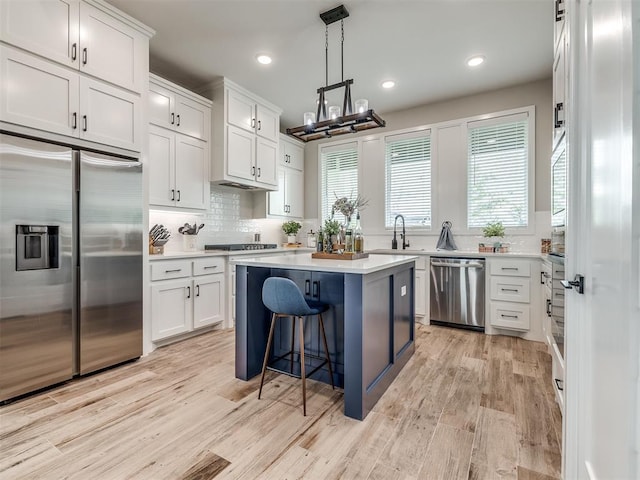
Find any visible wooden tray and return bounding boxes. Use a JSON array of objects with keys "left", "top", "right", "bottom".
[{"left": 311, "top": 252, "right": 369, "bottom": 260}]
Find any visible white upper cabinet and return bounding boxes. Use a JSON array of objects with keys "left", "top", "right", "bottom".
[
  {"left": 0, "top": 0, "right": 149, "bottom": 94},
  {"left": 205, "top": 78, "right": 282, "bottom": 190},
  {"left": 149, "top": 74, "right": 211, "bottom": 140}
]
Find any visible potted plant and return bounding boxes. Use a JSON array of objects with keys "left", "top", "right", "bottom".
[
  {"left": 282, "top": 220, "right": 302, "bottom": 244},
  {"left": 323, "top": 219, "right": 341, "bottom": 251},
  {"left": 481, "top": 221, "right": 506, "bottom": 252}
]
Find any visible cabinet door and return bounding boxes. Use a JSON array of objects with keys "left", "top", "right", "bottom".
[
  {"left": 79, "top": 2, "right": 145, "bottom": 93},
  {"left": 151, "top": 279, "right": 192, "bottom": 341},
  {"left": 268, "top": 169, "right": 287, "bottom": 216},
  {"left": 226, "top": 125, "right": 255, "bottom": 181},
  {"left": 193, "top": 274, "right": 224, "bottom": 329},
  {"left": 256, "top": 138, "right": 278, "bottom": 187},
  {"left": 0, "top": 46, "right": 79, "bottom": 137},
  {"left": 284, "top": 141, "right": 304, "bottom": 171},
  {"left": 148, "top": 126, "right": 176, "bottom": 207},
  {"left": 286, "top": 168, "right": 304, "bottom": 218},
  {"left": 227, "top": 88, "right": 255, "bottom": 132},
  {"left": 175, "top": 134, "right": 208, "bottom": 209},
  {"left": 0, "top": 0, "right": 79, "bottom": 69},
  {"left": 79, "top": 76, "right": 141, "bottom": 151},
  {"left": 149, "top": 82, "right": 176, "bottom": 130},
  {"left": 175, "top": 95, "right": 209, "bottom": 141},
  {"left": 256, "top": 104, "right": 279, "bottom": 142},
  {"left": 552, "top": 36, "right": 566, "bottom": 148}
]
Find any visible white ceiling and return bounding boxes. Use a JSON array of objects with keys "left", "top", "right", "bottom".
[{"left": 108, "top": 0, "right": 553, "bottom": 130}]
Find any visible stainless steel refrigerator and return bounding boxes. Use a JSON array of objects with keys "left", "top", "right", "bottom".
[{"left": 0, "top": 133, "right": 143, "bottom": 402}]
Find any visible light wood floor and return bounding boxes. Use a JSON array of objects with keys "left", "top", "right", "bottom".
[{"left": 0, "top": 324, "right": 562, "bottom": 480}]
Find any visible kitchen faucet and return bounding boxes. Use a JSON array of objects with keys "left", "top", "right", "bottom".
[{"left": 392, "top": 214, "right": 410, "bottom": 250}]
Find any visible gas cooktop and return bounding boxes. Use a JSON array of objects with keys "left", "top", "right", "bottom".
[{"left": 204, "top": 243, "right": 278, "bottom": 251}]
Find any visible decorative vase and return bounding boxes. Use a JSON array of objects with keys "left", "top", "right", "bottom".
[
  {"left": 287, "top": 234, "right": 297, "bottom": 244},
  {"left": 183, "top": 234, "right": 197, "bottom": 252}
]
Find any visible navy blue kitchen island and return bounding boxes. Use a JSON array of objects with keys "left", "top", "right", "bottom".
[{"left": 233, "top": 253, "right": 416, "bottom": 420}]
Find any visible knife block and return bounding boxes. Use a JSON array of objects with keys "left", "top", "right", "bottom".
[{"left": 149, "top": 245, "right": 164, "bottom": 255}]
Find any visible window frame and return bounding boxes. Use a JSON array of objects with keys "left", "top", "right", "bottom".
[{"left": 317, "top": 140, "right": 360, "bottom": 225}]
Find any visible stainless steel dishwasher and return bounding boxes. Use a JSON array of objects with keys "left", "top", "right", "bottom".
[{"left": 430, "top": 257, "right": 485, "bottom": 331}]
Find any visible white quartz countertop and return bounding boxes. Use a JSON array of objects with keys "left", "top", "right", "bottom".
[
  {"left": 231, "top": 253, "right": 418, "bottom": 274},
  {"left": 370, "top": 249, "right": 543, "bottom": 259},
  {"left": 148, "top": 247, "right": 315, "bottom": 261}
]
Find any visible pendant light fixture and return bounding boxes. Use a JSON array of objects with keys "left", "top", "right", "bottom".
[{"left": 286, "top": 4, "right": 386, "bottom": 142}]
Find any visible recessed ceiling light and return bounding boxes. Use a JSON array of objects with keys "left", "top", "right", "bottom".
[
  {"left": 467, "top": 56, "right": 485, "bottom": 67},
  {"left": 381, "top": 80, "right": 395, "bottom": 89},
  {"left": 256, "top": 54, "right": 272, "bottom": 65}
]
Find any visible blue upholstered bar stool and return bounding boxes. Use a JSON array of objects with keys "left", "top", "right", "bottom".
[{"left": 258, "top": 277, "right": 335, "bottom": 415}]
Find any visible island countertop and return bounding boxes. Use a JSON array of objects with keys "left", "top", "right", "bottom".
[{"left": 230, "top": 252, "right": 418, "bottom": 274}]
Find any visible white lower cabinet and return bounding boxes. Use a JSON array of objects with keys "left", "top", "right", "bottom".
[
  {"left": 488, "top": 258, "right": 535, "bottom": 333},
  {"left": 414, "top": 257, "right": 427, "bottom": 317},
  {"left": 150, "top": 257, "right": 225, "bottom": 342}
]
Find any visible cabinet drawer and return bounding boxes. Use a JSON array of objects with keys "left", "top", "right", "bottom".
[
  {"left": 490, "top": 276, "right": 530, "bottom": 303},
  {"left": 552, "top": 287, "right": 565, "bottom": 306},
  {"left": 490, "top": 259, "right": 531, "bottom": 277},
  {"left": 490, "top": 302, "right": 530, "bottom": 331},
  {"left": 150, "top": 260, "right": 191, "bottom": 281},
  {"left": 193, "top": 257, "right": 225, "bottom": 276}
]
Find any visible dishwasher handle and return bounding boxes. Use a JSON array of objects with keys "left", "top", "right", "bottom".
[{"left": 431, "top": 261, "right": 484, "bottom": 269}]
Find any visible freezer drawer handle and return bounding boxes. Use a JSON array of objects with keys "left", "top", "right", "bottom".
[
  {"left": 431, "top": 262, "right": 483, "bottom": 268},
  {"left": 165, "top": 268, "right": 182, "bottom": 273},
  {"left": 500, "top": 314, "right": 519, "bottom": 319}
]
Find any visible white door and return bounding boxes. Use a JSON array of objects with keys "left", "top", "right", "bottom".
[
  {"left": 226, "top": 88, "right": 254, "bottom": 132},
  {"left": 286, "top": 167, "right": 304, "bottom": 218},
  {"left": 175, "top": 134, "right": 207, "bottom": 209},
  {"left": 285, "top": 141, "right": 304, "bottom": 171},
  {"left": 226, "top": 125, "right": 255, "bottom": 182},
  {"left": 148, "top": 82, "right": 176, "bottom": 130},
  {"left": 268, "top": 169, "right": 286, "bottom": 216},
  {"left": 79, "top": 76, "right": 140, "bottom": 151},
  {"left": 256, "top": 138, "right": 278, "bottom": 187},
  {"left": 79, "top": 2, "right": 144, "bottom": 93},
  {"left": 151, "top": 279, "right": 192, "bottom": 341},
  {"left": 256, "top": 104, "right": 279, "bottom": 142},
  {"left": 565, "top": 1, "right": 639, "bottom": 478},
  {"left": 0, "top": 0, "right": 79, "bottom": 69},
  {"left": 0, "top": 46, "right": 79, "bottom": 137},
  {"left": 175, "top": 95, "right": 209, "bottom": 140},
  {"left": 193, "top": 274, "right": 224, "bottom": 329},
  {"left": 148, "top": 126, "right": 175, "bottom": 207}
]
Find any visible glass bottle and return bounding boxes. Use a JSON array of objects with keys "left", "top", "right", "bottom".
[
  {"left": 354, "top": 213, "right": 364, "bottom": 253},
  {"left": 345, "top": 229, "right": 353, "bottom": 253},
  {"left": 317, "top": 229, "right": 324, "bottom": 252}
]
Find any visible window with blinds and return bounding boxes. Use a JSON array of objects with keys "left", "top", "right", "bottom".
[
  {"left": 385, "top": 132, "right": 431, "bottom": 228},
  {"left": 467, "top": 114, "right": 529, "bottom": 228},
  {"left": 320, "top": 143, "right": 358, "bottom": 223}
]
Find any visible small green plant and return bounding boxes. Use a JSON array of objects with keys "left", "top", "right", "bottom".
[
  {"left": 482, "top": 221, "right": 505, "bottom": 238},
  {"left": 282, "top": 221, "right": 302, "bottom": 235},
  {"left": 323, "top": 219, "right": 340, "bottom": 236}
]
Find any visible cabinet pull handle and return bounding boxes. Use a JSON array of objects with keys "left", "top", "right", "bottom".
[
  {"left": 258, "top": 120, "right": 262, "bottom": 130},
  {"left": 554, "top": 103, "right": 564, "bottom": 128},
  {"left": 187, "top": 286, "right": 191, "bottom": 299},
  {"left": 82, "top": 47, "right": 87, "bottom": 65},
  {"left": 251, "top": 166, "right": 256, "bottom": 176},
  {"left": 165, "top": 269, "right": 182, "bottom": 273},
  {"left": 82, "top": 115, "right": 87, "bottom": 132},
  {"left": 71, "top": 43, "right": 77, "bottom": 61},
  {"left": 171, "top": 189, "right": 175, "bottom": 201},
  {"left": 500, "top": 267, "right": 518, "bottom": 271},
  {"left": 555, "top": 0, "right": 565, "bottom": 21},
  {"left": 305, "top": 279, "right": 311, "bottom": 295},
  {"left": 540, "top": 272, "right": 545, "bottom": 284},
  {"left": 501, "top": 288, "right": 519, "bottom": 292},
  {"left": 546, "top": 299, "right": 552, "bottom": 316},
  {"left": 176, "top": 114, "right": 180, "bottom": 126},
  {"left": 171, "top": 112, "right": 175, "bottom": 125},
  {"left": 72, "top": 112, "right": 77, "bottom": 130},
  {"left": 257, "top": 167, "right": 261, "bottom": 177},
  {"left": 203, "top": 265, "right": 218, "bottom": 270},
  {"left": 312, "top": 281, "right": 319, "bottom": 298},
  {"left": 176, "top": 190, "right": 181, "bottom": 202},
  {"left": 554, "top": 378, "right": 564, "bottom": 391},
  {"left": 251, "top": 118, "right": 256, "bottom": 128},
  {"left": 500, "top": 314, "right": 519, "bottom": 319},
  {"left": 196, "top": 285, "right": 200, "bottom": 297}
]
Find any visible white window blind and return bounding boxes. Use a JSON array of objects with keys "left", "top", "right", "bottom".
[
  {"left": 320, "top": 143, "right": 358, "bottom": 223},
  {"left": 385, "top": 132, "right": 431, "bottom": 228},
  {"left": 467, "top": 114, "right": 529, "bottom": 228}
]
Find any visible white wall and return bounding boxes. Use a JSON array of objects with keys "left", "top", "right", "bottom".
[{"left": 303, "top": 78, "right": 552, "bottom": 252}]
